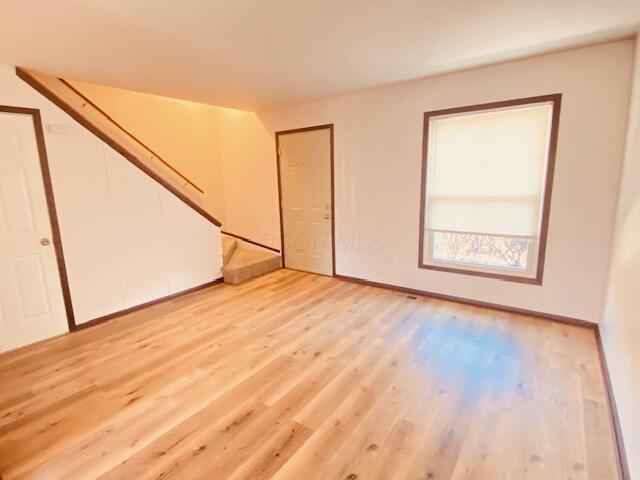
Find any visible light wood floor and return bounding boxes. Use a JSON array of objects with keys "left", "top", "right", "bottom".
[{"left": 0, "top": 269, "right": 620, "bottom": 479}]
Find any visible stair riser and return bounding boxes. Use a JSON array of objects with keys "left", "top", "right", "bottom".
[{"left": 222, "top": 257, "right": 281, "bottom": 284}]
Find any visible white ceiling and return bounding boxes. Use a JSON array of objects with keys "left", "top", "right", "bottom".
[{"left": 1, "top": 1, "right": 639, "bottom": 111}]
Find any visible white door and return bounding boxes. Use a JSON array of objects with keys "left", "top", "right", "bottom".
[
  {"left": 0, "top": 110, "right": 68, "bottom": 353},
  {"left": 278, "top": 127, "right": 333, "bottom": 275}
]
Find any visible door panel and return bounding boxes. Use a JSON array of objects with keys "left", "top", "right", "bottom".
[
  {"left": 10, "top": 254, "right": 51, "bottom": 321},
  {"left": 278, "top": 127, "right": 333, "bottom": 275},
  {"left": 0, "top": 111, "right": 68, "bottom": 353},
  {"left": 0, "top": 167, "right": 36, "bottom": 233}
]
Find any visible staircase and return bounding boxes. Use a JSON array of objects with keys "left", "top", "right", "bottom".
[
  {"left": 15, "top": 68, "right": 217, "bottom": 225},
  {"left": 221, "top": 235, "right": 281, "bottom": 284},
  {"left": 17, "top": 68, "right": 280, "bottom": 287}
]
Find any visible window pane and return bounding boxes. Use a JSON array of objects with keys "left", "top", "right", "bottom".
[
  {"left": 431, "top": 231, "right": 531, "bottom": 271},
  {"left": 425, "top": 102, "right": 553, "bottom": 237}
]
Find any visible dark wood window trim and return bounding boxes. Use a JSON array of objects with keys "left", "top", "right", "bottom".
[
  {"left": 418, "top": 94, "right": 562, "bottom": 285},
  {"left": 275, "top": 124, "right": 336, "bottom": 276}
]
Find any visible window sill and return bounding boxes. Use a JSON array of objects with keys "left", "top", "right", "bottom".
[{"left": 418, "top": 261, "right": 543, "bottom": 285}]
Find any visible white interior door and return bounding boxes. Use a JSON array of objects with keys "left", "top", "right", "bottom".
[
  {"left": 278, "top": 127, "right": 333, "bottom": 275},
  {"left": 0, "top": 110, "right": 68, "bottom": 353}
]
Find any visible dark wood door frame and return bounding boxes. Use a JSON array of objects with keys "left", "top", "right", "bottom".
[
  {"left": 275, "top": 124, "right": 336, "bottom": 276},
  {"left": 0, "top": 105, "right": 76, "bottom": 331}
]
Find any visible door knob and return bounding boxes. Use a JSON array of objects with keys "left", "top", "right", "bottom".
[
  {"left": 40, "top": 238, "right": 50, "bottom": 246},
  {"left": 323, "top": 214, "right": 330, "bottom": 220}
]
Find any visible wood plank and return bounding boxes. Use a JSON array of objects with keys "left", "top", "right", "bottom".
[{"left": 0, "top": 269, "right": 621, "bottom": 479}]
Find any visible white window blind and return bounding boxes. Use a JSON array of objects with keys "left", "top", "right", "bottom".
[{"left": 425, "top": 102, "right": 554, "bottom": 238}]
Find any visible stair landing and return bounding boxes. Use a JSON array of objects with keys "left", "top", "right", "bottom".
[{"left": 221, "top": 236, "right": 281, "bottom": 284}]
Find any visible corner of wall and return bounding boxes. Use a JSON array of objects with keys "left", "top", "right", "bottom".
[{"left": 600, "top": 33, "right": 640, "bottom": 480}]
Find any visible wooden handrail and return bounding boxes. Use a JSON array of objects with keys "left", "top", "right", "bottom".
[
  {"left": 16, "top": 67, "right": 222, "bottom": 227},
  {"left": 58, "top": 78, "right": 204, "bottom": 193}
]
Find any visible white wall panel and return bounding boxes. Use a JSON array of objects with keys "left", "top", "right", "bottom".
[
  {"left": 0, "top": 65, "right": 222, "bottom": 329},
  {"left": 44, "top": 123, "right": 122, "bottom": 324},
  {"left": 104, "top": 149, "right": 169, "bottom": 309},
  {"left": 160, "top": 187, "right": 221, "bottom": 294}
]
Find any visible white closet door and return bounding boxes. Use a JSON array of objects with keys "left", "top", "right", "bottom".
[
  {"left": 105, "top": 149, "right": 168, "bottom": 308},
  {"left": 0, "top": 111, "right": 67, "bottom": 353}
]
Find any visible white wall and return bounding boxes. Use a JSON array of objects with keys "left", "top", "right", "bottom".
[
  {"left": 218, "top": 40, "right": 634, "bottom": 323},
  {"left": 0, "top": 65, "right": 222, "bottom": 326},
  {"left": 601, "top": 40, "right": 640, "bottom": 479},
  {"left": 217, "top": 107, "right": 281, "bottom": 248}
]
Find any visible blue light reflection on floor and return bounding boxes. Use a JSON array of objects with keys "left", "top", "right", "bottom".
[{"left": 407, "top": 312, "right": 523, "bottom": 402}]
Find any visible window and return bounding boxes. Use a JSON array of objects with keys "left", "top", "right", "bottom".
[{"left": 418, "top": 95, "right": 561, "bottom": 284}]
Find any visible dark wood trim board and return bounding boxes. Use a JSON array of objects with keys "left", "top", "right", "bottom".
[
  {"left": 275, "top": 124, "right": 336, "bottom": 276},
  {"left": 221, "top": 230, "right": 280, "bottom": 253},
  {"left": 74, "top": 278, "right": 224, "bottom": 331},
  {"left": 0, "top": 105, "right": 76, "bottom": 331},
  {"left": 15, "top": 67, "right": 222, "bottom": 227},
  {"left": 335, "top": 273, "right": 593, "bottom": 327},
  {"left": 418, "top": 94, "right": 562, "bottom": 285},
  {"left": 594, "top": 327, "right": 631, "bottom": 480}
]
